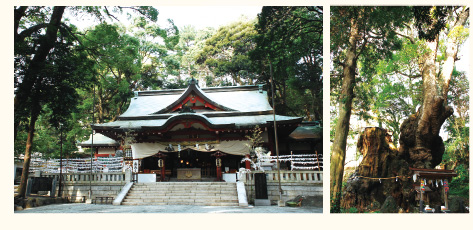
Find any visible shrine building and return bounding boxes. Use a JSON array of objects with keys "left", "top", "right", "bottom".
[
  {"left": 93, "top": 79, "right": 318, "bottom": 181},
  {"left": 78, "top": 133, "right": 120, "bottom": 158}
]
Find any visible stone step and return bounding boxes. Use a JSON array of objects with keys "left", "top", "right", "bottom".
[
  {"left": 130, "top": 187, "right": 236, "bottom": 190},
  {"left": 122, "top": 198, "right": 238, "bottom": 202},
  {"left": 125, "top": 195, "right": 238, "bottom": 200},
  {"left": 121, "top": 201, "right": 238, "bottom": 206},
  {"left": 134, "top": 182, "right": 235, "bottom": 186},
  {"left": 128, "top": 190, "right": 237, "bottom": 195},
  {"left": 129, "top": 189, "right": 236, "bottom": 194},
  {"left": 131, "top": 186, "right": 236, "bottom": 190},
  {"left": 125, "top": 194, "right": 234, "bottom": 199},
  {"left": 121, "top": 182, "right": 238, "bottom": 206}
]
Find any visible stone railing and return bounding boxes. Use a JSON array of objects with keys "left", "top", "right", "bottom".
[
  {"left": 38, "top": 171, "right": 131, "bottom": 183},
  {"left": 240, "top": 170, "right": 322, "bottom": 183}
]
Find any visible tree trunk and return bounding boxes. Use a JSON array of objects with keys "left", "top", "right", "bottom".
[
  {"left": 341, "top": 127, "right": 414, "bottom": 212},
  {"left": 399, "top": 7, "right": 468, "bottom": 169},
  {"left": 16, "top": 106, "right": 40, "bottom": 198},
  {"left": 14, "top": 6, "right": 65, "bottom": 141},
  {"left": 330, "top": 17, "right": 359, "bottom": 211},
  {"left": 440, "top": 7, "right": 469, "bottom": 102}
]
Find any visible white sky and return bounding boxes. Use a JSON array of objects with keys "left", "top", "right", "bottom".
[
  {"left": 68, "top": 6, "right": 263, "bottom": 31},
  {"left": 156, "top": 6, "right": 262, "bottom": 29}
]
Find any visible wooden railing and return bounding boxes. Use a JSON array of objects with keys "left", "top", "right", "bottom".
[{"left": 240, "top": 170, "right": 322, "bottom": 183}]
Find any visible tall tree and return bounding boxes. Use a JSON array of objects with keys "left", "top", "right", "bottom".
[
  {"left": 15, "top": 20, "right": 95, "bottom": 197},
  {"left": 14, "top": 6, "right": 158, "bottom": 198},
  {"left": 81, "top": 23, "right": 142, "bottom": 123},
  {"left": 330, "top": 6, "right": 409, "bottom": 212},
  {"left": 399, "top": 6, "right": 469, "bottom": 169},
  {"left": 252, "top": 6, "right": 323, "bottom": 120},
  {"left": 196, "top": 18, "right": 258, "bottom": 86}
]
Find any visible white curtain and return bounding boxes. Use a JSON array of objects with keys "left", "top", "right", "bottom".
[{"left": 131, "top": 140, "right": 250, "bottom": 159}]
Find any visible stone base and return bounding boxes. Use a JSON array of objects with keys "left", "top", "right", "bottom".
[
  {"left": 254, "top": 199, "right": 271, "bottom": 206},
  {"left": 278, "top": 200, "right": 285, "bottom": 207}
]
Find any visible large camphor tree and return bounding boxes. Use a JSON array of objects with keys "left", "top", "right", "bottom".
[
  {"left": 399, "top": 6, "right": 469, "bottom": 169},
  {"left": 332, "top": 6, "right": 469, "bottom": 212}
]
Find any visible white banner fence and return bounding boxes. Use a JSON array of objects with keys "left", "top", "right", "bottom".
[{"left": 29, "top": 156, "right": 126, "bottom": 174}]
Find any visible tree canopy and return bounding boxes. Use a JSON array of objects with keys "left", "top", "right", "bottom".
[{"left": 330, "top": 6, "right": 469, "bottom": 212}]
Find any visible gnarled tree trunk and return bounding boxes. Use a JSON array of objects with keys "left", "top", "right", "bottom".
[
  {"left": 399, "top": 7, "right": 468, "bottom": 169},
  {"left": 341, "top": 127, "right": 414, "bottom": 212}
]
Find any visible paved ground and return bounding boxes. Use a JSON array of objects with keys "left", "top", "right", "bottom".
[{"left": 15, "top": 203, "right": 322, "bottom": 213}]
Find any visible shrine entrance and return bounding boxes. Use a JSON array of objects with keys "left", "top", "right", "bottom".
[{"left": 140, "top": 150, "right": 243, "bottom": 181}]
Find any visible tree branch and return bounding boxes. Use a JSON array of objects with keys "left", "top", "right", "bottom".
[{"left": 395, "top": 70, "right": 421, "bottom": 78}]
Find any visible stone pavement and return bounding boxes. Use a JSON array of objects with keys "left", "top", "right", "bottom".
[{"left": 15, "top": 203, "right": 322, "bottom": 213}]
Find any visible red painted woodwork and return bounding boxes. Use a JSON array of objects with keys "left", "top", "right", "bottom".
[
  {"left": 160, "top": 159, "right": 166, "bottom": 182},
  {"left": 169, "top": 94, "right": 221, "bottom": 112},
  {"left": 245, "top": 154, "right": 251, "bottom": 170},
  {"left": 216, "top": 167, "right": 222, "bottom": 181},
  {"left": 94, "top": 153, "right": 114, "bottom": 158},
  {"left": 161, "top": 119, "right": 225, "bottom": 133}
]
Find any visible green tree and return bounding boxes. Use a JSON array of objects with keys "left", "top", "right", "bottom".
[
  {"left": 131, "top": 16, "right": 182, "bottom": 90},
  {"left": 196, "top": 17, "right": 258, "bottom": 86},
  {"left": 330, "top": 6, "right": 410, "bottom": 212},
  {"left": 81, "top": 23, "right": 142, "bottom": 123},
  {"left": 398, "top": 6, "right": 469, "bottom": 169},
  {"left": 14, "top": 6, "right": 158, "bottom": 198},
  {"left": 252, "top": 6, "right": 323, "bottom": 121},
  {"left": 442, "top": 70, "right": 469, "bottom": 198},
  {"left": 15, "top": 16, "right": 95, "bottom": 197}
]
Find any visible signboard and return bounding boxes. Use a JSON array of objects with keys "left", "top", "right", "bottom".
[{"left": 133, "top": 160, "right": 139, "bottom": 173}]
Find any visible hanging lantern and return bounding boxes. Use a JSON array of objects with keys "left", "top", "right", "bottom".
[
  {"left": 413, "top": 174, "right": 417, "bottom": 182},
  {"left": 158, "top": 159, "right": 164, "bottom": 168},
  {"left": 216, "top": 158, "right": 222, "bottom": 167}
]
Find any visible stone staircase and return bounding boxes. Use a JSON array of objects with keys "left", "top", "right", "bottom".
[{"left": 121, "top": 182, "right": 239, "bottom": 206}]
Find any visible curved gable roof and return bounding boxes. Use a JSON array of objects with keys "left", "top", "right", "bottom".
[
  {"left": 153, "top": 81, "right": 235, "bottom": 114},
  {"left": 120, "top": 83, "right": 272, "bottom": 118}
]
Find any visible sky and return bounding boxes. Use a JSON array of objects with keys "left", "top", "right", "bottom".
[
  {"left": 68, "top": 6, "right": 263, "bottom": 31},
  {"left": 156, "top": 6, "right": 262, "bottom": 29}
]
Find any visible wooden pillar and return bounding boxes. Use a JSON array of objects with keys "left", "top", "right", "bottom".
[
  {"left": 267, "top": 128, "right": 275, "bottom": 157},
  {"left": 216, "top": 156, "right": 222, "bottom": 181},
  {"left": 245, "top": 154, "right": 251, "bottom": 170},
  {"left": 419, "top": 178, "right": 424, "bottom": 213},
  {"left": 159, "top": 158, "right": 165, "bottom": 182},
  {"left": 443, "top": 179, "right": 449, "bottom": 210}
]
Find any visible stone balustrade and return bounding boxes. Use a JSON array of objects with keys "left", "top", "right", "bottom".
[
  {"left": 240, "top": 170, "right": 323, "bottom": 204},
  {"left": 240, "top": 170, "right": 322, "bottom": 183},
  {"left": 38, "top": 171, "right": 130, "bottom": 183}
]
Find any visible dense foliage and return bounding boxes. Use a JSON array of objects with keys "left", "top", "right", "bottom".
[{"left": 330, "top": 6, "right": 469, "bottom": 211}]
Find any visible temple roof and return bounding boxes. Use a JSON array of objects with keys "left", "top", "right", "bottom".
[
  {"left": 289, "top": 124, "right": 322, "bottom": 141},
  {"left": 93, "top": 81, "right": 302, "bottom": 132},
  {"left": 120, "top": 85, "right": 273, "bottom": 117},
  {"left": 79, "top": 133, "right": 119, "bottom": 147}
]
